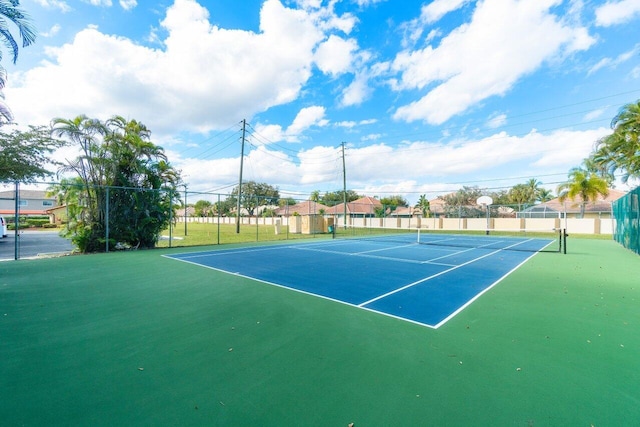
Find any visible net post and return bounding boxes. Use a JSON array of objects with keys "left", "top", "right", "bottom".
[{"left": 563, "top": 229, "right": 567, "bottom": 254}]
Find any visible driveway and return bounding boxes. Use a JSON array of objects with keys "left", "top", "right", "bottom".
[{"left": 0, "top": 230, "right": 74, "bottom": 260}]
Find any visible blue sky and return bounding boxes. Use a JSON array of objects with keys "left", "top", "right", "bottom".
[{"left": 6, "top": 0, "right": 640, "bottom": 203}]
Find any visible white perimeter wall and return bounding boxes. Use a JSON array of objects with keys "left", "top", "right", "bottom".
[{"left": 177, "top": 216, "right": 613, "bottom": 235}]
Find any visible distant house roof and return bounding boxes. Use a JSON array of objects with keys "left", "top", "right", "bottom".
[
  {"left": 0, "top": 189, "right": 57, "bottom": 216},
  {"left": 274, "top": 200, "right": 329, "bottom": 216},
  {"left": 388, "top": 206, "right": 420, "bottom": 216},
  {"left": 175, "top": 206, "right": 196, "bottom": 217},
  {"left": 0, "top": 189, "right": 55, "bottom": 200},
  {"left": 428, "top": 197, "right": 447, "bottom": 215},
  {"left": 325, "top": 196, "right": 382, "bottom": 215},
  {"left": 538, "top": 189, "right": 626, "bottom": 213}
]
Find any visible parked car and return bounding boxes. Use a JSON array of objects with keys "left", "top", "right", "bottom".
[{"left": 0, "top": 215, "right": 7, "bottom": 238}]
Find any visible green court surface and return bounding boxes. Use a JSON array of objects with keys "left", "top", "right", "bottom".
[{"left": 1, "top": 238, "right": 639, "bottom": 426}]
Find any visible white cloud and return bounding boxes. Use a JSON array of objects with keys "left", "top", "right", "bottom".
[
  {"left": 391, "top": 0, "right": 595, "bottom": 125},
  {"left": 582, "top": 108, "right": 606, "bottom": 122},
  {"left": 314, "top": 35, "right": 358, "bottom": 75},
  {"left": 340, "top": 72, "right": 371, "bottom": 106},
  {"left": 173, "top": 125, "right": 609, "bottom": 202},
  {"left": 421, "top": 0, "right": 471, "bottom": 24},
  {"left": 253, "top": 106, "right": 328, "bottom": 144},
  {"left": 287, "top": 106, "right": 328, "bottom": 136},
  {"left": 353, "top": 0, "right": 387, "bottom": 7},
  {"left": 119, "top": 0, "right": 137, "bottom": 10},
  {"left": 595, "top": 0, "right": 640, "bottom": 27},
  {"left": 82, "top": 0, "right": 113, "bottom": 6},
  {"left": 41, "top": 24, "right": 62, "bottom": 38},
  {"left": 486, "top": 113, "right": 507, "bottom": 129},
  {"left": 587, "top": 44, "right": 640, "bottom": 75},
  {"left": 6, "top": 0, "right": 352, "bottom": 133},
  {"left": 33, "top": 0, "right": 72, "bottom": 12}
]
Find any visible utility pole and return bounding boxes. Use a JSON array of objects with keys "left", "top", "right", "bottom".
[
  {"left": 236, "top": 119, "right": 246, "bottom": 233},
  {"left": 341, "top": 142, "right": 347, "bottom": 229}
]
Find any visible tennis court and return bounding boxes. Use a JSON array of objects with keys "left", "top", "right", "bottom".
[
  {"left": 165, "top": 231, "right": 558, "bottom": 328},
  {"left": 3, "top": 236, "right": 639, "bottom": 426}
]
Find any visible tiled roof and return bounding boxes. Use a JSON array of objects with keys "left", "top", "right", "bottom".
[
  {"left": 325, "top": 196, "right": 382, "bottom": 215},
  {"left": 0, "top": 190, "right": 55, "bottom": 200},
  {"left": 538, "top": 189, "right": 626, "bottom": 213}
]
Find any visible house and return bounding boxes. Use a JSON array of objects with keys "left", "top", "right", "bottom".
[
  {"left": 522, "top": 189, "right": 626, "bottom": 219},
  {"left": 0, "top": 189, "right": 58, "bottom": 217},
  {"left": 325, "top": 196, "right": 382, "bottom": 218},
  {"left": 426, "top": 197, "right": 447, "bottom": 217},
  {"left": 45, "top": 204, "right": 69, "bottom": 225}
]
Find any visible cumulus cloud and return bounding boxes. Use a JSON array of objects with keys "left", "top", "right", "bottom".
[
  {"left": 41, "top": 24, "right": 62, "bottom": 38},
  {"left": 253, "top": 106, "right": 328, "bottom": 144},
  {"left": 177, "top": 124, "right": 609, "bottom": 199},
  {"left": 33, "top": 0, "right": 71, "bottom": 12},
  {"left": 82, "top": 0, "right": 112, "bottom": 6},
  {"left": 390, "top": 0, "right": 595, "bottom": 125},
  {"left": 421, "top": 0, "right": 471, "bottom": 24},
  {"left": 6, "top": 0, "right": 350, "bottom": 134},
  {"left": 119, "top": 0, "right": 137, "bottom": 10},
  {"left": 314, "top": 35, "right": 358, "bottom": 75},
  {"left": 595, "top": 0, "right": 640, "bottom": 27},
  {"left": 587, "top": 44, "right": 640, "bottom": 75},
  {"left": 486, "top": 113, "right": 507, "bottom": 129}
]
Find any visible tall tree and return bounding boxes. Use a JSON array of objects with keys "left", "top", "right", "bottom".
[
  {"left": 194, "top": 200, "right": 213, "bottom": 217},
  {"left": 228, "top": 181, "right": 279, "bottom": 216},
  {"left": 0, "top": 125, "right": 64, "bottom": 181},
  {"left": 589, "top": 100, "right": 640, "bottom": 183},
  {"left": 320, "top": 190, "right": 360, "bottom": 206},
  {"left": 440, "top": 186, "right": 484, "bottom": 217},
  {"left": 536, "top": 188, "right": 554, "bottom": 202},
  {"left": 415, "top": 194, "right": 430, "bottom": 217},
  {"left": 51, "top": 115, "right": 181, "bottom": 252},
  {"left": 380, "top": 195, "right": 408, "bottom": 211},
  {"left": 557, "top": 168, "right": 609, "bottom": 218},
  {"left": 508, "top": 183, "right": 534, "bottom": 209},
  {"left": 0, "top": 0, "right": 37, "bottom": 123}
]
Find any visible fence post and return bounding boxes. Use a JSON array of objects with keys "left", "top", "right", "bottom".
[
  {"left": 14, "top": 181, "right": 19, "bottom": 260},
  {"left": 105, "top": 186, "right": 110, "bottom": 252}
]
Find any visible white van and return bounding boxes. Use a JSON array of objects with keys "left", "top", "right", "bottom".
[{"left": 0, "top": 215, "right": 7, "bottom": 238}]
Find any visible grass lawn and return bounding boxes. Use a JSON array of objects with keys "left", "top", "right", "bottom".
[
  {"left": 156, "top": 222, "right": 328, "bottom": 247},
  {"left": 1, "top": 237, "right": 639, "bottom": 425}
]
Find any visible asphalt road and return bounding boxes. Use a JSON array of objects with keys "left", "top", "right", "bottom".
[{"left": 0, "top": 230, "right": 74, "bottom": 260}]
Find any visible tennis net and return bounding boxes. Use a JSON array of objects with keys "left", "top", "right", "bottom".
[{"left": 332, "top": 227, "right": 566, "bottom": 253}]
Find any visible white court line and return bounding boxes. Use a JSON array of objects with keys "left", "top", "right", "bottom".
[{"left": 357, "top": 238, "right": 537, "bottom": 308}]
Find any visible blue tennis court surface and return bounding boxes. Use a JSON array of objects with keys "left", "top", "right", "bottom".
[{"left": 164, "top": 235, "right": 553, "bottom": 328}]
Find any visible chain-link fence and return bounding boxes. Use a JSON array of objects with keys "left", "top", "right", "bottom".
[
  {"left": 612, "top": 186, "right": 640, "bottom": 255},
  {"left": 0, "top": 180, "right": 609, "bottom": 260}
]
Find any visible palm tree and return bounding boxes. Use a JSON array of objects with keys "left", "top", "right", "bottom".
[
  {"left": 536, "top": 188, "right": 554, "bottom": 202},
  {"left": 0, "top": 0, "right": 37, "bottom": 123},
  {"left": 525, "top": 178, "right": 541, "bottom": 202},
  {"left": 415, "top": 194, "right": 430, "bottom": 217},
  {"left": 508, "top": 184, "right": 531, "bottom": 210},
  {"left": 590, "top": 100, "right": 640, "bottom": 183},
  {"left": 556, "top": 168, "right": 609, "bottom": 218}
]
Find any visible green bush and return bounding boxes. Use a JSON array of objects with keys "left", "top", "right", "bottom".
[
  {"left": 7, "top": 223, "right": 29, "bottom": 230},
  {"left": 27, "top": 219, "right": 51, "bottom": 227}
]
